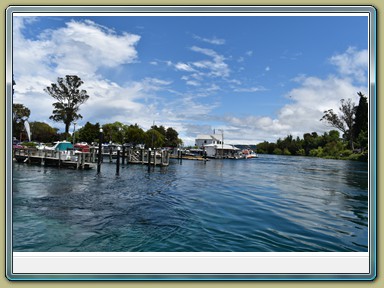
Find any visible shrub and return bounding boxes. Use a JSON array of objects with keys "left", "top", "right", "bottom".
[{"left": 273, "top": 148, "right": 283, "bottom": 155}]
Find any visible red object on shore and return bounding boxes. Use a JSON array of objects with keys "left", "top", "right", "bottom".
[{"left": 74, "top": 143, "right": 90, "bottom": 153}]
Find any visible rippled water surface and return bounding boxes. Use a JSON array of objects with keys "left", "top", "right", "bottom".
[{"left": 12, "top": 155, "right": 368, "bottom": 252}]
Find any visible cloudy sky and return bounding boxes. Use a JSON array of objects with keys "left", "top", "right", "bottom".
[{"left": 12, "top": 13, "right": 369, "bottom": 145}]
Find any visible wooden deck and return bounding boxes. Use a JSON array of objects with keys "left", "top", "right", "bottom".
[
  {"left": 13, "top": 148, "right": 95, "bottom": 170},
  {"left": 124, "top": 148, "right": 170, "bottom": 166},
  {"left": 13, "top": 147, "right": 171, "bottom": 170}
]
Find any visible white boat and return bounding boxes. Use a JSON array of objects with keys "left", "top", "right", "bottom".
[
  {"left": 37, "top": 141, "right": 74, "bottom": 151},
  {"left": 242, "top": 149, "right": 258, "bottom": 159}
]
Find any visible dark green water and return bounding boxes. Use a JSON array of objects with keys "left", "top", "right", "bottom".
[{"left": 12, "top": 155, "right": 368, "bottom": 252}]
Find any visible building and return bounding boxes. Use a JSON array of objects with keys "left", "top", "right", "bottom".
[
  {"left": 195, "top": 134, "right": 223, "bottom": 148},
  {"left": 195, "top": 134, "right": 240, "bottom": 158}
]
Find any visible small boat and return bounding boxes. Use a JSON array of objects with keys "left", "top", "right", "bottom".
[
  {"left": 74, "top": 142, "right": 90, "bottom": 153},
  {"left": 37, "top": 141, "right": 74, "bottom": 151},
  {"left": 242, "top": 149, "right": 258, "bottom": 159}
]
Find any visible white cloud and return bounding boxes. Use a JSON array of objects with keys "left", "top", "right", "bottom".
[
  {"left": 190, "top": 46, "right": 230, "bottom": 78},
  {"left": 220, "top": 73, "right": 367, "bottom": 144},
  {"left": 193, "top": 34, "right": 225, "bottom": 45},
  {"left": 14, "top": 18, "right": 141, "bottom": 78},
  {"left": 233, "top": 86, "right": 266, "bottom": 93},
  {"left": 186, "top": 80, "right": 200, "bottom": 86},
  {"left": 216, "top": 47, "right": 368, "bottom": 144},
  {"left": 12, "top": 18, "right": 369, "bottom": 146},
  {"left": 174, "top": 62, "right": 195, "bottom": 72},
  {"left": 329, "top": 46, "right": 368, "bottom": 83},
  {"left": 12, "top": 18, "right": 164, "bottom": 131}
]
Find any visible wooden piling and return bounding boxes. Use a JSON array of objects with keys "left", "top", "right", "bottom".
[
  {"left": 122, "top": 146, "right": 125, "bottom": 165},
  {"left": 116, "top": 149, "right": 120, "bottom": 175},
  {"left": 147, "top": 150, "right": 151, "bottom": 171},
  {"left": 77, "top": 153, "right": 81, "bottom": 169},
  {"left": 97, "top": 133, "right": 103, "bottom": 174}
]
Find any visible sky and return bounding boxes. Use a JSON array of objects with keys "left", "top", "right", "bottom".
[{"left": 12, "top": 13, "right": 369, "bottom": 146}]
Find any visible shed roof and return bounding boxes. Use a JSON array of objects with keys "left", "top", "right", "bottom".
[
  {"left": 196, "top": 134, "right": 223, "bottom": 141},
  {"left": 204, "top": 143, "right": 240, "bottom": 150}
]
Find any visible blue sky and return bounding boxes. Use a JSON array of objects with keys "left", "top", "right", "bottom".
[{"left": 13, "top": 13, "right": 369, "bottom": 145}]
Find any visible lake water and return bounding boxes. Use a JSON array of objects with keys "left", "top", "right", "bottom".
[{"left": 12, "top": 155, "right": 368, "bottom": 252}]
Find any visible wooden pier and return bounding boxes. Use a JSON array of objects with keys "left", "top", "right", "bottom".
[
  {"left": 124, "top": 148, "right": 170, "bottom": 167},
  {"left": 13, "top": 148, "right": 95, "bottom": 170},
  {"left": 13, "top": 147, "right": 170, "bottom": 170}
]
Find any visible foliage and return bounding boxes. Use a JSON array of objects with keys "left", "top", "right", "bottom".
[
  {"left": 145, "top": 129, "right": 165, "bottom": 148},
  {"left": 151, "top": 125, "right": 182, "bottom": 147},
  {"left": 29, "top": 121, "right": 59, "bottom": 143},
  {"left": 320, "top": 93, "right": 368, "bottom": 150},
  {"left": 165, "top": 127, "right": 183, "bottom": 147},
  {"left": 124, "top": 124, "right": 146, "bottom": 146},
  {"left": 44, "top": 75, "right": 90, "bottom": 134},
  {"left": 353, "top": 92, "right": 368, "bottom": 150},
  {"left": 77, "top": 122, "right": 101, "bottom": 144},
  {"left": 12, "top": 103, "right": 31, "bottom": 141},
  {"left": 102, "top": 122, "right": 125, "bottom": 143},
  {"left": 21, "top": 142, "right": 37, "bottom": 148},
  {"left": 74, "top": 121, "right": 181, "bottom": 148},
  {"left": 256, "top": 128, "right": 367, "bottom": 162}
]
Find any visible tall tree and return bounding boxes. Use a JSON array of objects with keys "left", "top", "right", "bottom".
[
  {"left": 44, "top": 75, "right": 89, "bottom": 135},
  {"left": 353, "top": 92, "right": 368, "bottom": 139},
  {"left": 124, "top": 124, "right": 146, "bottom": 146},
  {"left": 30, "top": 121, "right": 58, "bottom": 143},
  {"left": 77, "top": 122, "right": 100, "bottom": 144},
  {"left": 320, "top": 98, "right": 355, "bottom": 150},
  {"left": 12, "top": 103, "right": 31, "bottom": 141},
  {"left": 102, "top": 122, "right": 125, "bottom": 144},
  {"left": 145, "top": 129, "right": 165, "bottom": 148},
  {"left": 165, "top": 127, "right": 182, "bottom": 147}
]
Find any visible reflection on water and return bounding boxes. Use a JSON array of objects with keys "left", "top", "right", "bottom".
[{"left": 12, "top": 155, "right": 368, "bottom": 252}]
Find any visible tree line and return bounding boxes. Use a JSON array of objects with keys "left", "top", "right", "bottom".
[
  {"left": 12, "top": 74, "right": 182, "bottom": 148},
  {"left": 256, "top": 92, "right": 368, "bottom": 161},
  {"left": 75, "top": 121, "right": 182, "bottom": 148}
]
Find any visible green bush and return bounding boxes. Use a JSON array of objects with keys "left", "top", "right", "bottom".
[
  {"left": 273, "top": 148, "right": 283, "bottom": 155},
  {"left": 296, "top": 148, "right": 306, "bottom": 156},
  {"left": 309, "top": 147, "right": 323, "bottom": 157},
  {"left": 21, "top": 142, "right": 37, "bottom": 148},
  {"left": 339, "top": 149, "right": 353, "bottom": 157},
  {"left": 283, "top": 148, "right": 291, "bottom": 155}
]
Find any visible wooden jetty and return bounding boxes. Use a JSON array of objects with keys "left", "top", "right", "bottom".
[
  {"left": 124, "top": 148, "right": 170, "bottom": 167},
  {"left": 13, "top": 148, "right": 95, "bottom": 170},
  {"left": 13, "top": 147, "right": 170, "bottom": 170}
]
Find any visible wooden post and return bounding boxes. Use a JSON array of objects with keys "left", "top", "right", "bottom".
[
  {"left": 76, "top": 154, "right": 82, "bottom": 169},
  {"left": 122, "top": 146, "right": 125, "bottom": 165},
  {"left": 27, "top": 149, "right": 31, "bottom": 164},
  {"left": 147, "top": 149, "right": 151, "bottom": 172},
  {"left": 161, "top": 150, "right": 164, "bottom": 166},
  {"left": 97, "top": 129, "right": 103, "bottom": 174},
  {"left": 116, "top": 148, "right": 120, "bottom": 175},
  {"left": 109, "top": 147, "right": 113, "bottom": 163},
  {"left": 58, "top": 151, "right": 61, "bottom": 168}
]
